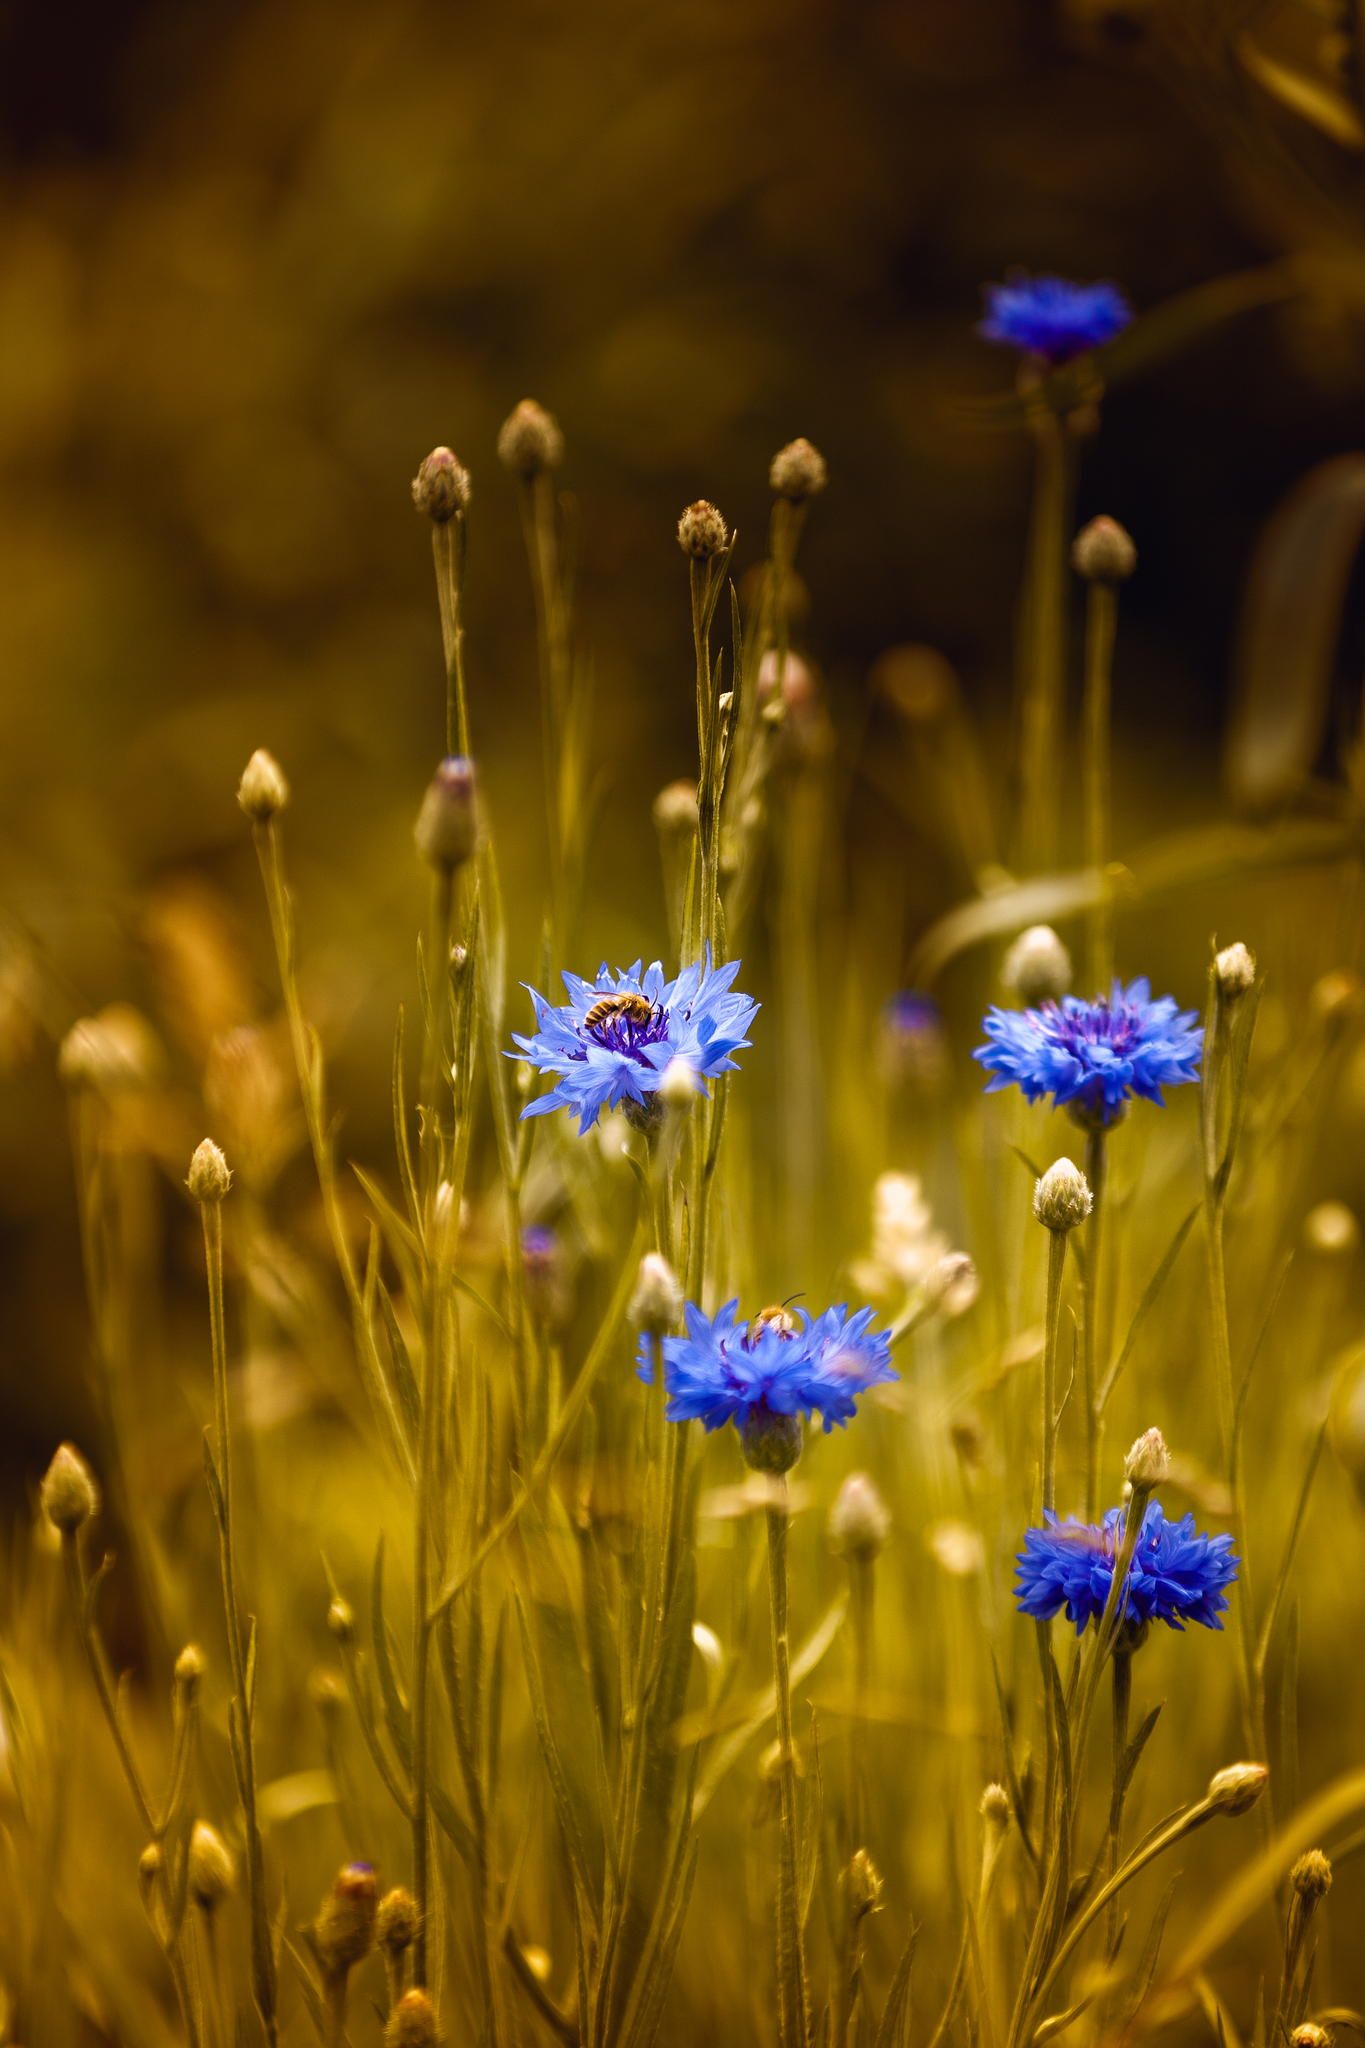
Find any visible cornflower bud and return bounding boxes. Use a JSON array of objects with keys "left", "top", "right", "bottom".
[
  {"left": 1072, "top": 515, "right": 1137, "bottom": 584},
  {"left": 843, "top": 1848, "right": 883, "bottom": 1918},
  {"left": 187, "top": 1138, "right": 232, "bottom": 1204},
  {"left": 1291, "top": 2028, "right": 1332, "bottom": 2048},
  {"left": 1291, "top": 1848, "right": 1333, "bottom": 1901},
  {"left": 40, "top": 1443, "right": 99, "bottom": 1534},
  {"left": 385, "top": 1990, "right": 442, "bottom": 2047},
  {"left": 1205, "top": 1762, "right": 1269, "bottom": 1816},
  {"left": 376, "top": 1886, "right": 420, "bottom": 1959},
  {"left": 659, "top": 1056, "right": 699, "bottom": 1111},
  {"left": 1124, "top": 1427, "right": 1171, "bottom": 1492},
  {"left": 410, "top": 446, "right": 470, "bottom": 522},
  {"left": 769, "top": 438, "right": 828, "bottom": 503},
  {"left": 740, "top": 1410, "right": 802, "bottom": 1476},
  {"left": 652, "top": 779, "right": 699, "bottom": 835},
  {"left": 188, "top": 1821, "right": 236, "bottom": 1910},
  {"left": 1002, "top": 925, "right": 1072, "bottom": 1006},
  {"left": 327, "top": 1597, "right": 355, "bottom": 1644},
  {"left": 313, "top": 1862, "right": 379, "bottom": 1978},
  {"left": 827, "top": 1472, "right": 890, "bottom": 1563},
  {"left": 174, "top": 1644, "right": 206, "bottom": 1701},
  {"left": 237, "top": 748, "right": 289, "bottom": 822},
  {"left": 497, "top": 399, "right": 563, "bottom": 477},
  {"left": 631, "top": 1252, "right": 681, "bottom": 1336},
  {"left": 676, "top": 500, "right": 728, "bottom": 560},
  {"left": 980, "top": 1783, "right": 1011, "bottom": 1829},
  {"left": 1214, "top": 942, "right": 1256, "bottom": 998},
  {"left": 1033, "top": 1158, "right": 1093, "bottom": 1234},
  {"left": 414, "top": 757, "right": 478, "bottom": 871}
]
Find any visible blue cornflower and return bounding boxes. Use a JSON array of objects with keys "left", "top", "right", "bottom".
[
  {"left": 1015, "top": 1502, "right": 1238, "bottom": 1635},
  {"left": 638, "top": 1300, "right": 896, "bottom": 1443},
  {"left": 510, "top": 953, "right": 758, "bottom": 1133},
  {"left": 974, "top": 977, "right": 1202, "bottom": 1128},
  {"left": 979, "top": 275, "right": 1131, "bottom": 363}
]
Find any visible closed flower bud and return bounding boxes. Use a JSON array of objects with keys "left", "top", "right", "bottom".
[
  {"left": 414, "top": 757, "right": 478, "bottom": 871},
  {"left": 237, "top": 748, "right": 290, "bottom": 822},
  {"left": 188, "top": 1821, "right": 236, "bottom": 1910},
  {"left": 652, "top": 779, "right": 700, "bottom": 835},
  {"left": 1124, "top": 1427, "right": 1171, "bottom": 1491},
  {"left": 327, "top": 1597, "right": 355, "bottom": 1644},
  {"left": 376, "top": 1886, "right": 420, "bottom": 1957},
  {"left": 1292, "top": 2028, "right": 1333, "bottom": 2048},
  {"left": 1033, "top": 1158, "right": 1093, "bottom": 1234},
  {"left": 1291, "top": 1848, "right": 1333, "bottom": 1901},
  {"left": 138, "top": 1842, "right": 163, "bottom": 1904},
  {"left": 740, "top": 1409, "right": 803, "bottom": 1475},
  {"left": 1003, "top": 925, "right": 1072, "bottom": 1006},
  {"left": 1072, "top": 516, "right": 1137, "bottom": 584},
  {"left": 310, "top": 1667, "right": 346, "bottom": 1716},
  {"left": 174, "top": 1644, "right": 206, "bottom": 1700},
  {"left": 187, "top": 1138, "right": 232, "bottom": 1204},
  {"left": 843, "top": 1847, "right": 883, "bottom": 1918},
  {"left": 40, "top": 1442, "right": 99, "bottom": 1534},
  {"left": 980, "top": 1782, "right": 1011, "bottom": 1829},
  {"left": 827, "top": 1471, "right": 890, "bottom": 1562},
  {"left": 676, "top": 500, "right": 728, "bottom": 560},
  {"left": 313, "top": 1862, "right": 379, "bottom": 1977},
  {"left": 57, "top": 1009, "right": 159, "bottom": 1093},
  {"left": 1214, "top": 942, "right": 1256, "bottom": 998},
  {"left": 385, "top": 1989, "right": 442, "bottom": 2048},
  {"left": 1205, "top": 1761, "right": 1269, "bottom": 1816},
  {"left": 497, "top": 399, "right": 563, "bottom": 478},
  {"left": 769, "top": 437, "right": 828, "bottom": 503},
  {"left": 924, "top": 1251, "right": 978, "bottom": 1319},
  {"left": 631, "top": 1252, "right": 681, "bottom": 1336},
  {"left": 411, "top": 446, "right": 470, "bottom": 523}
]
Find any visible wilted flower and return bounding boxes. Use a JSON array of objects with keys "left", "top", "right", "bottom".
[
  {"left": 979, "top": 274, "right": 1131, "bottom": 362},
  {"left": 639, "top": 1300, "right": 896, "bottom": 1444},
  {"left": 510, "top": 953, "right": 758, "bottom": 1133},
  {"left": 975, "top": 979, "right": 1202, "bottom": 1128},
  {"left": 1015, "top": 1501, "right": 1237, "bottom": 1635}
]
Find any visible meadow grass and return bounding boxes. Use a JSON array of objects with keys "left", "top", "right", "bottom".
[{"left": 5, "top": 318, "right": 1365, "bottom": 2048}]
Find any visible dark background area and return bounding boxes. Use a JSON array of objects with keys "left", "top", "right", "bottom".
[{"left": 3, "top": 0, "right": 1364, "bottom": 1484}]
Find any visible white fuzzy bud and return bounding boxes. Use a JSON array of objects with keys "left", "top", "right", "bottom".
[
  {"left": 827, "top": 1471, "right": 890, "bottom": 1562},
  {"left": 659, "top": 1057, "right": 699, "bottom": 1111},
  {"left": 1124, "top": 1426, "right": 1171, "bottom": 1491},
  {"left": 1032, "top": 1158, "right": 1093, "bottom": 1234},
  {"left": 40, "top": 1443, "right": 99, "bottom": 1534},
  {"left": 1002, "top": 926, "right": 1072, "bottom": 1006},
  {"left": 1215, "top": 941, "right": 1256, "bottom": 998},
  {"left": 1205, "top": 1761, "right": 1269, "bottom": 1816},
  {"left": 187, "top": 1138, "right": 232, "bottom": 1204},
  {"left": 188, "top": 1821, "right": 236, "bottom": 1909},
  {"left": 631, "top": 1253, "right": 681, "bottom": 1336},
  {"left": 237, "top": 749, "right": 289, "bottom": 822}
]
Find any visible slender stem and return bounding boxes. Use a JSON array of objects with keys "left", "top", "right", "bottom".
[
  {"left": 1081, "top": 581, "right": 1118, "bottom": 991},
  {"left": 1040, "top": 1229, "right": 1067, "bottom": 1515},
  {"left": 60, "top": 1534, "right": 156, "bottom": 1832},
  {"left": 1017, "top": 408, "right": 1072, "bottom": 872},
  {"left": 1081, "top": 1127, "right": 1107, "bottom": 1523},
  {"left": 767, "top": 1492, "right": 811, "bottom": 2048},
  {"left": 1104, "top": 1647, "right": 1133, "bottom": 1953},
  {"left": 201, "top": 1203, "right": 277, "bottom": 2046}
]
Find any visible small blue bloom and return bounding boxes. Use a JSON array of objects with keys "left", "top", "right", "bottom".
[
  {"left": 638, "top": 1300, "right": 896, "bottom": 1435},
  {"left": 1015, "top": 1502, "right": 1238, "bottom": 1635},
  {"left": 510, "top": 952, "right": 759, "bottom": 1133},
  {"left": 979, "top": 275, "right": 1131, "bottom": 362},
  {"left": 974, "top": 978, "right": 1202, "bottom": 1128}
]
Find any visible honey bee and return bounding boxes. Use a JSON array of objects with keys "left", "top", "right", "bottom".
[
  {"left": 750, "top": 1303, "right": 800, "bottom": 1338},
  {"left": 583, "top": 991, "right": 658, "bottom": 1036}
]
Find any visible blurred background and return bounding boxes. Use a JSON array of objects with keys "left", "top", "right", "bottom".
[{"left": 5, "top": 0, "right": 1365, "bottom": 1483}]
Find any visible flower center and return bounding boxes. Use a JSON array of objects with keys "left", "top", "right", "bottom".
[{"left": 582, "top": 992, "right": 669, "bottom": 1060}]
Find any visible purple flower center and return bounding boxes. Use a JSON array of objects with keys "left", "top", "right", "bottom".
[
  {"left": 582, "top": 996, "right": 671, "bottom": 1063},
  {"left": 1044, "top": 996, "right": 1142, "bottom": 1059}
]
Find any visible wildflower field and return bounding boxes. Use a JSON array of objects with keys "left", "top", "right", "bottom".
[{"left": 8, "top": 5, "right": 1365, "bottom": 2046}]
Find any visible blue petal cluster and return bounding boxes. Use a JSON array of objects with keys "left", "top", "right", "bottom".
[
  {"left": 1015, "top": 1503, "right": 1238, "bottom": 1635},
  {"left": 974, "top": 978, "right": 1202, "bottom": 1127},
  {"left": 638, "top": 1300, "right": 896, "bottom": 1434},
  {"left": 979, "top": 275, "right": 1131, "bottom": 362},
  {"left": 511, "top": 954, "right": 758, "bottom": 1132}
]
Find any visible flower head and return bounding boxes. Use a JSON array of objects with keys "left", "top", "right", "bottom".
[
  {"left": 975, "top": 978, "right": 1202, "bottom": 1128},
  {"left": 1015, "top": 1501, "right": 1238, "bottom": 1636},
  {"left": 979, "top": 274, "right": 1131, "bottom": 362},
  {"left": 638, "top": 1299, "right": 896, "bottom": 1439},
  {"left": 510, "top": 953, "right": 758, "bottom": 1133}
]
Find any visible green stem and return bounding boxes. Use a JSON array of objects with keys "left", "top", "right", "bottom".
[
  {"left": 1081, "top": 580, "right": 1118, "bottom": 992},
  {"left": 767, "top": 1492, "right": 811, "bottom": 2048},
  {"left": 201, "top": 1203, "right": 277, "bottom": 2046},
  {"left": 432, "top": 515, "right": 471, "bottom": 758},
  {"left": 1040, "top": 1228, "right": 1067, "bottom": 1515},
  {"left": 1081, "top": 1127, "right": 1107, "bottom": 1523}
]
